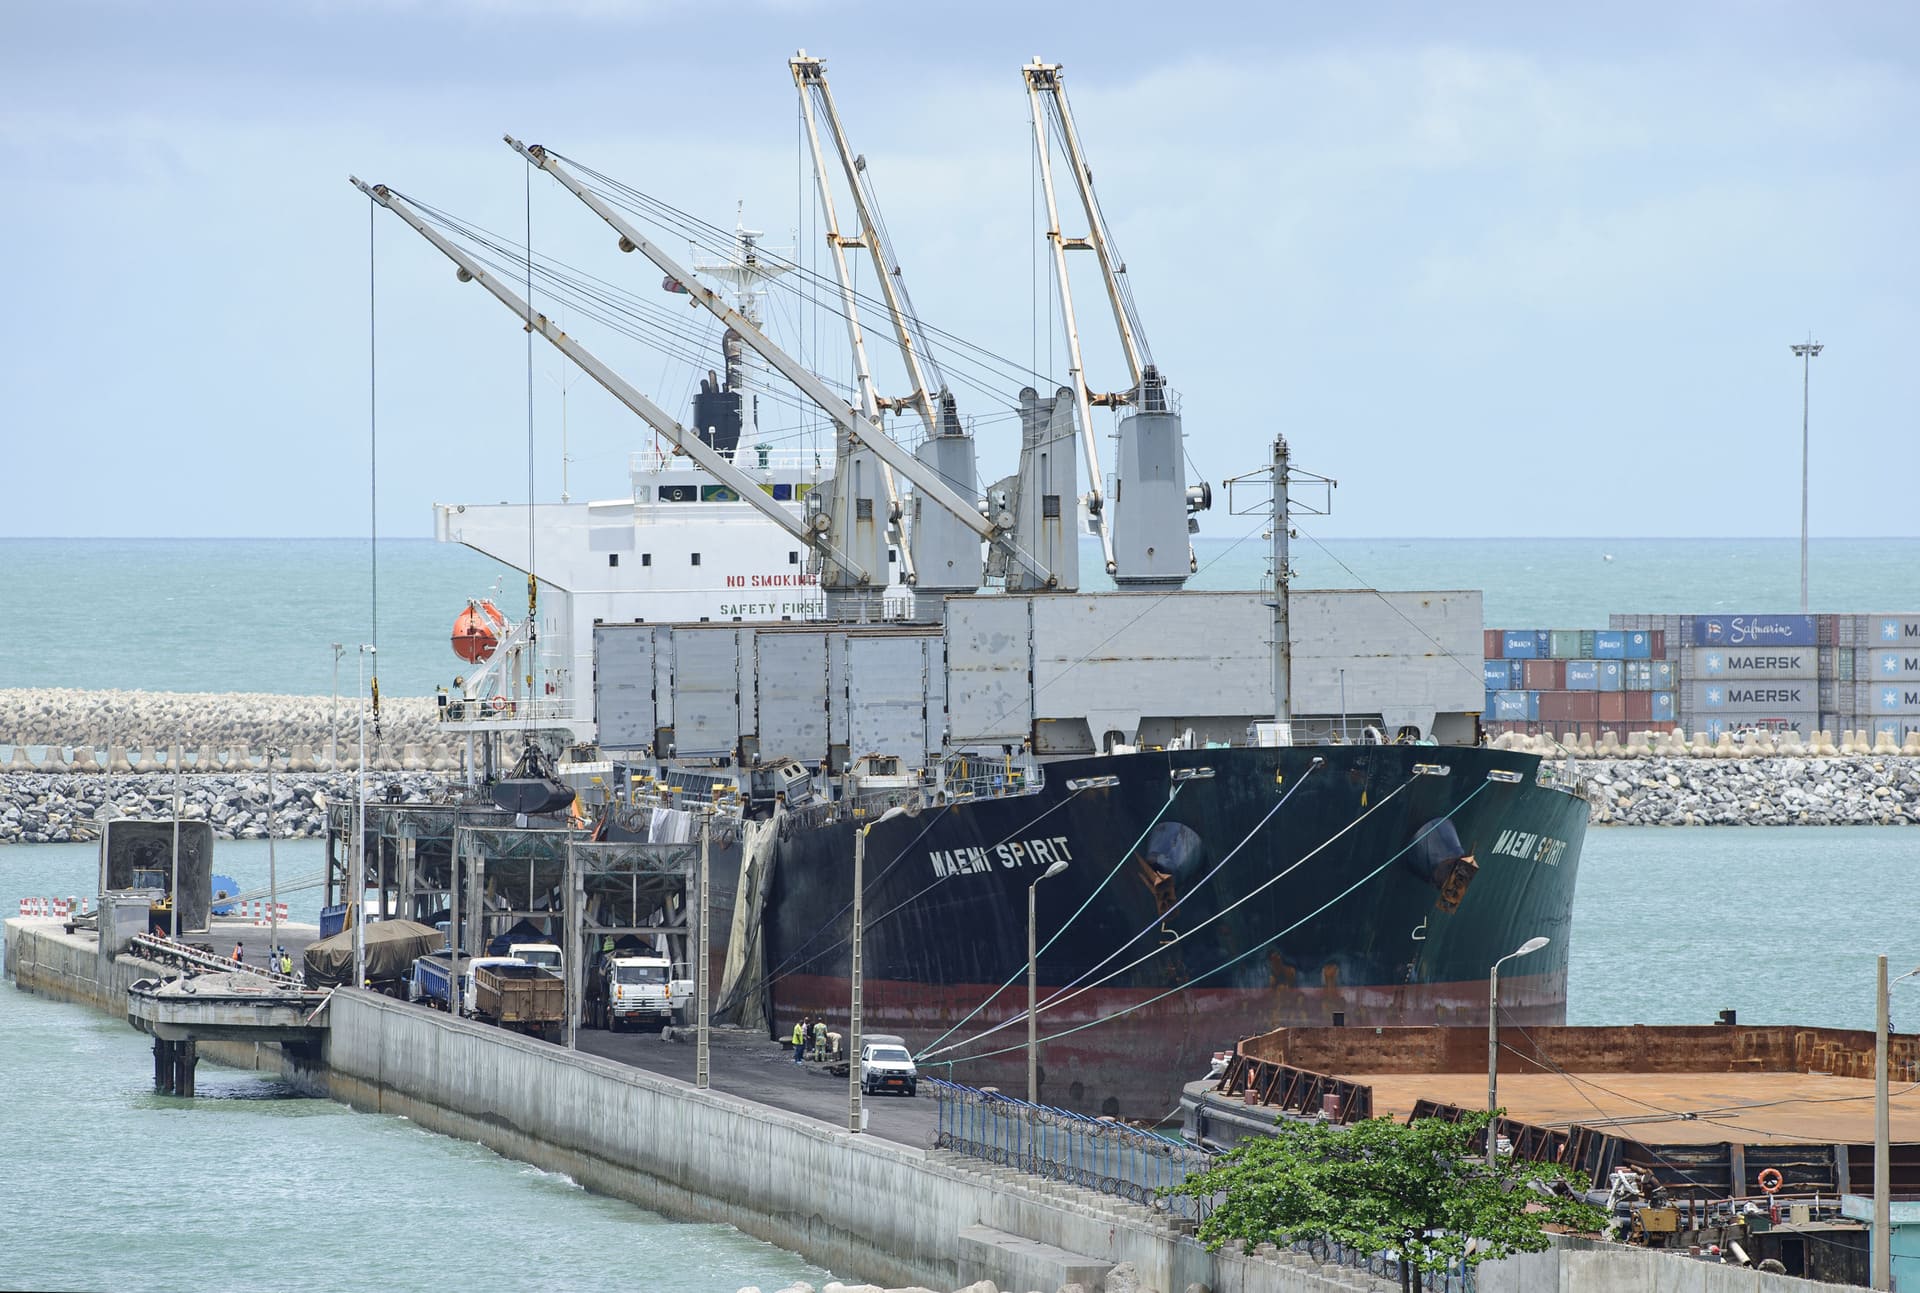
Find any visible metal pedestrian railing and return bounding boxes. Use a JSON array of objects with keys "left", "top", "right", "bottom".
[
  {"left": 1290, "top": 1235, "right": 1474, "bottom": 1293},
  {"left": 929, "top": 1079, "right": 1215, "bottom": 1222}
]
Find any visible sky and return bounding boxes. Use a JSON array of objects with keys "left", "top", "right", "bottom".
[{"left": 2, "top": 0, "right": 1915, "bottom": 540}]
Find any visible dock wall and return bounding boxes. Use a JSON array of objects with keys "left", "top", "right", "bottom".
[
  {"left": 4, "top": 919, "right": 284, "bottom": 1076},
  {"left": 5, "top": 917, "right": 1858, "bottom": 1293},
  {"left": 319, "top": 988, "right": 1367, "bottom": 1292}
]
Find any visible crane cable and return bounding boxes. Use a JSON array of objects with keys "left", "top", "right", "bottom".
[
  {"left": 914, "top": 780, "right": 1189, "bottom": 1060},
  {"left": 935, "top": 779, "right": 1492, "bottom": 1070}
]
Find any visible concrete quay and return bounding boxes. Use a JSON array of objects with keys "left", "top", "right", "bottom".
[{"left": 4, "top": 917, "right": 1861, "bottom": 1292}]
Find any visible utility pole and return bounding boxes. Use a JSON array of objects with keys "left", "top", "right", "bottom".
[{"left": 1791, "top": 338, "right": 1823, "bottom": 613}]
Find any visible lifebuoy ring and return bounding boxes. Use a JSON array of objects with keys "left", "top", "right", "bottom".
[
  {"left": 1757, "top": 1168, "right": 1784, "bottom": 1194},
  {"left": 488, "top": 696, "right": 510, "bottom": 713}
]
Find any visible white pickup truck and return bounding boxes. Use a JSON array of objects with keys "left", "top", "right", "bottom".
[
  {"left": 591, "top": 954, "right": 692, "bottom": 1032},
  {"left": 859, "top": 1038, "right": 919, "bottom": 1097}
]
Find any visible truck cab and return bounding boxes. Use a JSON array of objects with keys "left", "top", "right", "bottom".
[
  {"left": 859, "top": 1039, "right": 918, "bottom": 1097},
  {"left": 507, "top": 942, "right": 563, "bottom": 972},
  {"left": 591, "top": 954, "right": 691, "bottom": 1032}
]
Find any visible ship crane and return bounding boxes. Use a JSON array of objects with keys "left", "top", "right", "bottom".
[
  {"left": 506, "top": 138, "right": 1051, "bottom": 605},
  {"left": 348, "top": 177, "right": 866, "bottom": 584},
  {"left": 791, "top": 51, "right": 986, "bottom": 611},
  {"left": 1023, "top": 57, "right": 1210, "bottom": 586}
]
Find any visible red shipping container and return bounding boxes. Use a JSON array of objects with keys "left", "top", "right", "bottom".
[
  {"left": 1484, "top": 629, "right": 1504, "bottom": 659},
  {"left": 1539, "top": 690, "right": 1600, "bottom": 723},
  {"left": 1598, "top": 692, "right": 1627, "bottom": 722},
  {"left": 1522, "top": 659, "right": 1565, "bottom": 690},
  {"left": 1649, "top": 630, "right": 1666, "bottom": 658},
  {"left": 1624, "top": 690, "right": 1652, "bottom": 722}
]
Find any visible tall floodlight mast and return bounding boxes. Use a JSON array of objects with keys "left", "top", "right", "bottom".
[
  {"left": 1023, "top": 58, "right": 1209, "bottom": 587},
  {"left": 506, "top": 138, "right": 1044, "bottom": 596},
  {"left": 791, "top": 52, "right": 984, "bottom": 611}
]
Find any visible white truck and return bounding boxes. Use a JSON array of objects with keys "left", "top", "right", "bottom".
[
  {"left": 507, "top": 941, "right": 563, "bottom": 972},
  {"left": 590, "top": 953, "right": 692, "bottom": 1032},
  {"left": 858, "top": 1037, "right": 919, "bottom": 1097}
]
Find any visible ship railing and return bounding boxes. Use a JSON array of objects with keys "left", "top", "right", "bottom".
[
  {"left": 935, "top": 758, "right": 1043, "bottom": 804},
  {"left": 927, "top": 1078, "right": 1215, "bottom": 1224},
  {"left": 628, "top": 447, "right": 823, "bottom": 476},
  {"left": 438, "top": 696, "right": 577, "bottom": 724}
]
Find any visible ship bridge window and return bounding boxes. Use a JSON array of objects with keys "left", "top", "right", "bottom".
[
  {"left": 789, "top": 550, "right": 799, "bottom": 564},
  {"left": 691, "top": 553, "right": 701, "bottom": 566},
  {"left": 608, "top": 554, "right": 619, "bottom": 568},
  {"left": 658, "top": 484, "right": 699, "bottom": 503},
  {"left": 642, "top": 553, "right": 651, "bottom": 567}
]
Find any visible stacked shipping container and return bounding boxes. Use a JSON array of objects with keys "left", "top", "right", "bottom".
[
  {"left": 1481, "top": 626, "right": 1673, "bottom": 743},
  {"left": 1605, "top": 613, "right": 1920, "bottom": 742}
]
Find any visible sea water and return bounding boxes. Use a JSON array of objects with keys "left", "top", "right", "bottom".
[{"left": 5, "top": 535, "right": 1915, "bottom": 696}]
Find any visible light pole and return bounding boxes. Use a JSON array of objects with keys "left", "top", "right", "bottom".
[
  {"left": 1873, "top": 959, "right": 1920, "bottom": 1290},
  {"left": 266, "top": 747, "right": 281, "bottom": 962},
  {"left": 1791, "top": 338, "right": 1823, "bottom": 613},
  {"left": 1029, "top": 859, "right": 1070, "bottom": 1104},
  {"left": 850, "top": 803, "right": 908, "bottom": 1134},
  {"left": 1486, "top": 935, "right": 1550, "bottom": 1172},
  {"left": 329, "top": 643, "right": 345, "bottom": 771},
  {"left": 353, "top": 644, "right": 374, "bottom": 991}
]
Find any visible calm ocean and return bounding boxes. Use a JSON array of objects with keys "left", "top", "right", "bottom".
[{"left": 4, "top": 534, "right": 1915, "bottom": 696}]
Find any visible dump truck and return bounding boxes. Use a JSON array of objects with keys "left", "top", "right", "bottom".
[
  {"left": 410, "top": 954, "right": 526, "bottom": 1015},
  {"left": 473, "top": 961, "right": 564, "bottom": 1041}
]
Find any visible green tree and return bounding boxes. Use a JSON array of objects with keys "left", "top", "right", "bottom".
[{"left": 1169, "top": 1111, "right": 1607, "bottom": 1292}]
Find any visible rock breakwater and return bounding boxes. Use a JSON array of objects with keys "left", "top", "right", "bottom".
[
  {"left": 0, "top": 772, "right": 455, "bottom": 845},
  {"left": 2, "top": 688, "right": 456, "bottom": 773},
  {"left": 1577, "top": 756, "right": 1920, "bottom": 826}
]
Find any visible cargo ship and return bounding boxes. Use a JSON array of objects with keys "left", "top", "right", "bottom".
[
  {"left": 359, "top": 55, "right": 1592, "bottom": 1119},
  {"left": 762, "top": 740, "right": 1586, "bottom": 1118}
]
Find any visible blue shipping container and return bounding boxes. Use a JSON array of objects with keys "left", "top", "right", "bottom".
[
  {"left": 1483, "top": 660, "right": 1517, "bottom": 691},
  {"left": 1490, "top": 691, "right": 1538, "bottom": 722},
  {"left": 1594, "top": 631, "right": 1628, "bottom": 659},
  {"left": 1652, "top": 691, "right": 1675, "bottom": 720},
  {"left": 1597, "top": 660, "right": 1625, "bottom": 692},
  {"left": 1652, "top": 661, "right": 1676, "bottom": 689},
  {"left": 1625, "top": 631, "right": 1652, "bottom": 660},
  {"left": 1692, "top": 614, "right": 1818, "bottom": 647},
  {"left": 1566, "top": 660, "right": 1601, "bottom": 690},
  {"left": 1502, "top": 630, "right": 1547, "bottom": 659}
]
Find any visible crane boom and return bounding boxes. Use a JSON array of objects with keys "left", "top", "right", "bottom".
[
  {"left": 1038, "top": 62, "right": 1147, "bottom": 387},
  {"left": 1023, "top": 62, "right": 1118, "bottom": 578},
  {"left": 789, "top": 53, "right": 913, "bottom": 588},
  {"left": 508, "top": 137, "right": 1000, "bottom": 549},
  {"left": 349, "top": 176, "right": 859, "bottom": 578}
]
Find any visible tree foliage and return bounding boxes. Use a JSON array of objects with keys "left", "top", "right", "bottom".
[{"left": 1170, "top": 1111, "right": 1607, "bottom": 1283}]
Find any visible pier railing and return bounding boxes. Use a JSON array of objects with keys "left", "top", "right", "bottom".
[{"left": 928, "top": 1079, "right": 1214, "bottom": 1222}]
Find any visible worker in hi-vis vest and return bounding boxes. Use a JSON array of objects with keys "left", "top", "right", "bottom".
[{"left": 791, "top": 1019, "right": 806, "bottom": 1063}]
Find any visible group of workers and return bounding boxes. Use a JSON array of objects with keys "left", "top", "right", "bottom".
[
  {"left": 226, "top": 942, "right": 297, "bottom": 977},
  {"left": 789, "top": 1015, "right": 836, "bottom": 1064}
]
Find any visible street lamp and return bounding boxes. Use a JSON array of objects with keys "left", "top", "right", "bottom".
[
  {"left": 850, "top": 803, "right": 909, "bottom": 1134},
  {"left": 1029, "top": 859, "right": 1070, "bottom": 1104},
  {"left": 330, "top": 643, "right": 345, "bottom": 771},
  {"left": 1791, "top": 338, "right": 1823, "bottom": 613},
  {"left": 1872, "top": 959, "right": 1920, "bottom": 1290},
  {"left": 1486, "top": 935, "right": 1550, "bottom": 1172}
]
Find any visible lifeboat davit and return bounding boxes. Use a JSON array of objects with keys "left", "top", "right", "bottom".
[{"left": 452, "top": 600, "right": 507, "bottom": 663}]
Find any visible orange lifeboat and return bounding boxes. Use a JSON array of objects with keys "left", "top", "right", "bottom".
[{"left": 452, "top": 600, "right": 507, "bottom": 663}]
